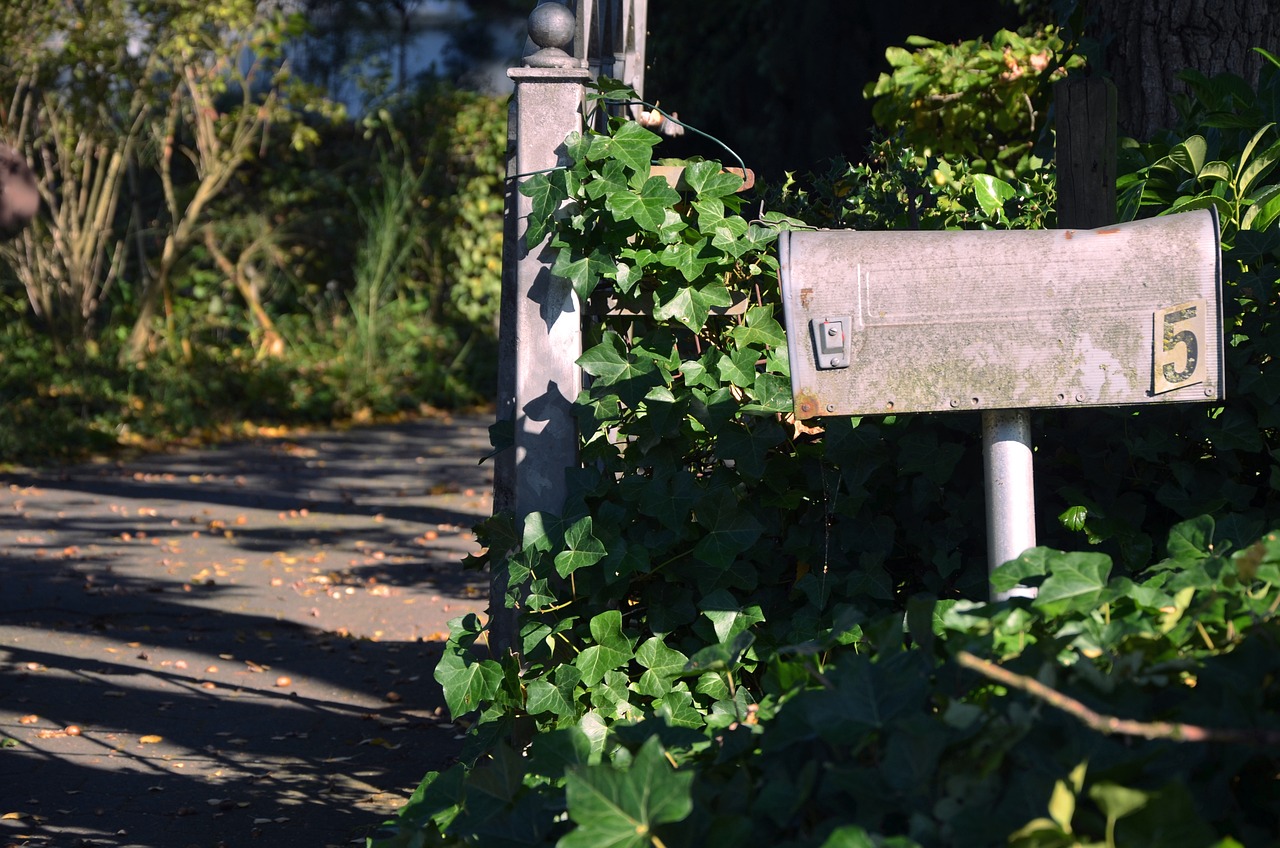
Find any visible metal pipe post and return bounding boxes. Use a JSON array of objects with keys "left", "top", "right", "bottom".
[{"left": 982, "top": 409, "right": 1037, "bottom": 599}]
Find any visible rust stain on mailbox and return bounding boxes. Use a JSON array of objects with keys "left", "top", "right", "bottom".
[
  {"left": 778, "top": 210, "right": 1222, "bottom": 417},
  {"left": 794, "top": 389, "right": 821, "bottom": 418}
]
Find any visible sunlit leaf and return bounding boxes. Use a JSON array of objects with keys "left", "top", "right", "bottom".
[{"left": 560, "top": 737, "right": 692, "bottom": 848}]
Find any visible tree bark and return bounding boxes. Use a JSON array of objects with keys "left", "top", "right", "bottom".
[{"left": 1089, "top": 0, "right": 1280, "bottom": 141}]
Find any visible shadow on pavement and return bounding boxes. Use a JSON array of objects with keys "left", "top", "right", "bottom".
[{"left": 0, "top": 414, "right": 496, "bottom": 848}]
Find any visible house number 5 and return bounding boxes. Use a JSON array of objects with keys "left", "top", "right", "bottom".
[{"left": 1153, "top": 299, "right": 1206, "bottom": 394}]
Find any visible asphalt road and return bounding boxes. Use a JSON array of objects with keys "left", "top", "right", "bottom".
[{"left": 0, "top": 413, "right": 495, "bottom": 848}]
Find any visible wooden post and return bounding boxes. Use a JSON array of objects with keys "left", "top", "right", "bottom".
[{"left": 1055, "top": 78, "right": 1118, "bottom": 230}]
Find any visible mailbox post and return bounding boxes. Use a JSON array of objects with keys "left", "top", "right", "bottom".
[{"left": 777, "top": 209, "right": 1222, "bottom": 597}]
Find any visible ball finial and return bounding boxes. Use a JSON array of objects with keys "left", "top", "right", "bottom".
[
  {"left": 524, "top": 2, "right": 578, "bottom": 67},
  {"left": 528, "top": 2, "right": 575, "bottom": 52}
]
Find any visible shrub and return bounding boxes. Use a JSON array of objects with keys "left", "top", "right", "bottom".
[{"left": 372, "top": 66, "right": 1280, "bottom": 845}]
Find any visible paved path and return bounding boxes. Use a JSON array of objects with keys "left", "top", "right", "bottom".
[{"left": 0, "top": 414, "right": 495, "bottom": 848}]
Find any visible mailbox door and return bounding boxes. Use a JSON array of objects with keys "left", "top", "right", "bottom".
[{"left": 778, "top": 209, "right": 1222, "bottom": 417}]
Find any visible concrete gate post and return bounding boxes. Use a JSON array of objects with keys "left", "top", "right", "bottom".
[{"left": 491, "top": 3, "right": 590, "bottom": 652}]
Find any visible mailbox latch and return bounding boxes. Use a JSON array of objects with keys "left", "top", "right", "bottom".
[{"left": 810, "top": 316, "right": 851, "bottom": 370}]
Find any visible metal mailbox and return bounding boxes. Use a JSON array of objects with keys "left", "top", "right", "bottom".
[{"left": 778, "top": 209, "right": 1222, "bottom": 418}]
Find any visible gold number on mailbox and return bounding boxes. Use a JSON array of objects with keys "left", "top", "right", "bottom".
[{"left": 1153, "top": 299, "right": 1206, "bottom": 395}]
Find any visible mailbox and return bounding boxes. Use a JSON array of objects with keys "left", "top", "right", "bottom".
[{"left": 778, "top": 209, "right": 1222, "bottom": 418}]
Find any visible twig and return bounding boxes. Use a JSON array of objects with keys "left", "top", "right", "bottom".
[{"left": 955, "top": 650, "right": 1280, "bottom": 745}]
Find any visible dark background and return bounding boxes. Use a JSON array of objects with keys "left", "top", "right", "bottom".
[{"left": 644, "top": 1, "right": 1025, "bottom": 180}]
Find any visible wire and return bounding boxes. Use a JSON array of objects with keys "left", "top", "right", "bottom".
[
  {"left": 503, "top": 98, "right": 751, "bottom": 182},
  {"left": 505, "top": 164, "right": 566, "bottom": 182},
  {"left": 611, "top": 98, "right": 749, "bottom": 177}
]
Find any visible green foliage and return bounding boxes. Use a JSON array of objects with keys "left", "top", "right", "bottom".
[
  {"left": 0, "top": 6, "right": 509, "bottom": 459},
  {"left": 1118, "top": 53, "right": 1280, "bottom": 245},
  {"left": 772, "top": 134, "right": 1057, "bottom": 231},
  {"left": 405, "top": 87, "right": 509, "bottom": 330},
  {"left": 1040, "top": 56, "right": 1280, "bottom": 572},
  {"left": 864, "top": 28, "right": 1082, "bottom": 179},
  {"left": 372, "top": 65, "right": 1280, "bottom": 847},
  {"left": 346, "top": 142, "right": 425, "bottom": 376},
  {"left": 390, "top": 513, "right": 1280, "bottom": 846}
]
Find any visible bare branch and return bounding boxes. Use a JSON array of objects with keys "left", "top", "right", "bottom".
[{"left": 955, "top": 650, "right": 1280, "bottom": 745}]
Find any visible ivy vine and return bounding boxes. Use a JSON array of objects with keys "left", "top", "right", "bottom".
[{"left": 370, "top": 71, "right": 1280, "bottom": 848}]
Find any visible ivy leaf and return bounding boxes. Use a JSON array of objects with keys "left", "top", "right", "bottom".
[
  {"left": 520, "top": 168, "right": 570, "bottom": 246},
  {"left": 555, "top": 516, "right": 608, "bottom": 577},
  {"left": 1166, "top": 515, "right": 1215, "bottom": 561},
  {"left": 653, "top": 280, "right": 732, "bottom": 332},
  {"left": 699, "top": 589, "right": 766, "bottom": 643},
  {"left": 682, "top": 159, "right": 744, "bottom": 198},
  {"left": 579, "top": 332, "right": 663, "bottom": 407},
  {"left": 716, "top": 344, "right": 759, "bottom": 388},
  {"left": 716, "top": 418, "right": 786, "bottom": 478},
  {"left": 677, "top": 358, "right": 715, "bottom": 389},
  {"left": 990, "top": 547, "right": 1052, "bottom": 594},
  {"left": 692, "top": 489, "right": 763, "bottom": 573},
  {"left": 1032, "top": 551, "right": 1112, "bottom": 615},
  {"left": 729, "top": 305, "right": 787, "bottom": 349},
  {"left": 552, "top": 247, "right": 616, "bottom": 302},
  {"left": 560, "top": 736, "right": 693, "bottom": 848},
  {"left": 1058, "top": 505, "right": 1088, "bottom": 532},
  {"left": 564, "top": 129, "right": 594, "bottom": 162},
  {"left": 819, "top": 826, "right": 878, "bottom": 848},
  {"left": 897, "top": 430, "right": 965, "bottom": 486},
  {"left": 654, "top": 685, "right": 704, "bottom": 729},
  {"left": 1089, "top": 782, "right": 1149, "bottom": 823},
  {"left": 691, "top": 196, "right": 726, "bottom": 229},
  {"left": 745, "top": 371, "right": 793, "bottom": 414},
  {"left": 604, "top": 120, "right": 661, "bottom": 174},
  {"left": 709, "top": 215, "right": 750, "bottom": 251},
  {"left": 526, "top": 665, "right": 584, "bottom": 720},
  {"left": 638, "top": 467, "right": 699, "bottom": 531},
  {"left": 434, "top": 649, "right": 503, "bottom": 719},
  {"left": 576, "top": 610, "right": 635, "bottom": 686},
  {"left": 613, "top": 259, "right": 642, "bottom": 294},
  {"left": 607, "top": 176, "right": 680, "bottom": 232},
  {"left": 465, "top": 743, "right": 528, "bottom": 819},
  {"left": 684, "top": 631, "right": 755, "bottom": 674},
  {"left": 528, "top": 726, "right": 595, "bottom": 780},
  {"left": 584, "top": 157, "right": 630, "bottom": 201},
  {"left": 816, "top": 652, "right": 927, "bottom": 734},
  {"left": 658, "top": 237, "right": 718, "bottom": 282},
  {"left": 633, "top": 637, "right": 690, "bottom": 697}
]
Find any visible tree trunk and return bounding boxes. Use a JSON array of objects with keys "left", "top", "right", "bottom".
[{"left": 1089, "top": 0, "right": 1280, "bottom": 141}]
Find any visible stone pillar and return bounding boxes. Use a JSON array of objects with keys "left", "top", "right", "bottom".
[{"left": 491, "top": 1, "right": 589, "bottom": 652}]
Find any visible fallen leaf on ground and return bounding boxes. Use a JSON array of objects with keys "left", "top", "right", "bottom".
[
  {"left": 139, "top": 735, "right": 163, "bottom": 744},
  {"left": 360, "top": 737, "right": 401, "bottom": 749}
]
